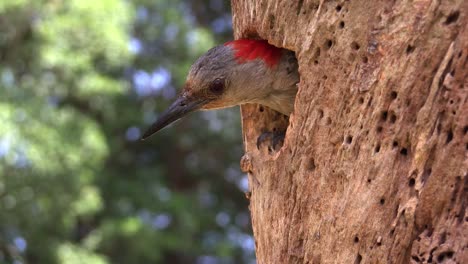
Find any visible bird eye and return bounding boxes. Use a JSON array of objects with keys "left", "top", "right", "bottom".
[{"left": 209, "top": 78, "right": 225, "bottom": 95}]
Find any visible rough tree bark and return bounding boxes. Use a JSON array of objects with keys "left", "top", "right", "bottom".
[{"left": 232, "top": 0, "right": 467, "bottom": 263}]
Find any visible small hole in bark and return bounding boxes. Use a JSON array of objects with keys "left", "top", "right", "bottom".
[
  {"left": 345, "top": 135, "right": 353, "bottom": 144},
  {"left": 464, "top": 126, "right": 468, "bottom": 134},
  {"left": 390, "top": 91, "right": 398, "bottom": 100},
  {"left": 325, "top": 39, "right": 333, "bottom": 49},
  {"left": 406, "top": 45, "right": 415, "bottom": 54},
  {"left": 381, "top": 111, "right": 388, "bottom": 121},
  {"left": 259, "top": 106, "right": 264, "bottom": 112},
  {"left": 390, "top": 113, "right": 397, "bottom": 123},
  {"left": 374, "top": 144, "right": 381, "bottom": 153},
  {"left": 446, "top": 129, "right": 453, "bottom": 143},
  {"left": 351, "top": 41, "right": 360, "bottom": 50},
  {"left": 314, "top": 60, "right": 319, "bottom": 65},
  {"left": 380, "top": 198, "right": 385, "bottom": 205},
  {"left": 367, "top": 179, "right": 372, "bottom": 183},
  {"left": 412, "top": 256, "right": 420, "bottom": 262},
  {"left": 339, "top": 21, "right": 345, "bottom": 28},
  {"left": 318, "top": 109, "right": 324, "bottom": 119},
  {"left": 449, "top": 99, "right": 454, "bottom": 104},
  {"left": 273, "top": 127, "right": 277, "bottom": 132},
  {"left": 358, "top": 97, "right": 364, "bottom": 104},
  {"left": 269, "top": 14, "right": 276, "bottom": 29},
  {"left": 362, "top": 56, "right": 368, "bottom": 63},
  {"left": 354, "top": 236, "right": 359, "bottom": 243},
  {"left": 376, "top": 126, "right": 383, "bottom": 133},
  {"left": 444, "top": 10, "right": 460, "bottom": 25},
  {"left": 326, "top": 117, "right": 332, "bottom": 125},
  {"left": 336, "top": 5, "right": 342, "bottom": 12},
  {"left": 437, "top": 251, "right": 454, "bottom": 262},
  {"left": 400, "top": 148, "right": 408, "bottom": 156},
  {"left": 355, "top": 254, "right": 362, "bottom": 264},
  {"left": 308, "top": 158, "right": 316, "bottom": 171},
  {"left": 296, "top": 0, "right": 304, "bottom": 15},
  {"left": 409, "top": 178, "right": 416, "bottom": 187},
  {"left": 392, "top": 141, "right": 399, "bottom": 148}
]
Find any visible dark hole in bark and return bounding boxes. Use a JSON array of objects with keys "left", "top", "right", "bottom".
[
  {"left": 446, "top": 129, "right": 453, "bottom": 143},
  {"left": 336, "top": 5, "right": 342, "bottom": 12},
  {"left": 375, "top": 144, "right": 381, "bottom": 153},
  {"left": 437, "top": 251, "right": 454, "bottom": 262},
  {"left": 259, "top": 106, "right": 264, "bottom": 112},
  {"left": 380, "top": 198, "right": 385, "bottom": 205},
  {"left": 409, "top": 178, "right": 416, "bottom": 187},
  {"left": 351, "top": 41, "right": 360, "bottom": 50},
  {"left": 444, "top": 10, "right": 460, "bottom": 25},
  {"left": 358, "top": 97, "right": 364, "bottom": 104},
  {"left": 339, "top": 21, "right": 345, "bottom": 28},
  {"left": 318, "top": 109, "right": 324, "bottom": 119},
  {"left": 392, "top": 141, "right": 399, "bottom": 148},
  {"left": 325, "top": 39, "right": 333, "bottom": 49},
  {"left": 308, "top": 158, "right": 316, "bottom": 171},
  {"left": 362, "top": 56, "right": 368, "bottom": 63},
  {"left": 381, "top": 111, "right": 388, "bottom": 121},
  {"left": 400, "top": 148, "right": 408, "bottom": 156},
  {"left": 296, "top": 0, "right": 304, "bottom": 15},
  {"left": 390, "top": 91, "right": 398, "bottom": 100},
  {"left": 269, "top": 14, "right": 275, "bottom": 29},
  {"left": 355, "top": 254, "right": 362, "bottom": 264},
  {"left": 376, "top": 126, "right": 383, "bottom": 133},
  {"left": 354, "top": 236, "right": 359, "bottom": 243},
  {"left": 406, "top": 45, "right": 415, "bottom": 54},
  {"left": 390, "top": 113, "right": 397, "bottom": 123},
  {"left": 345, "top": 135, "right": 353, "bottom": 144}
]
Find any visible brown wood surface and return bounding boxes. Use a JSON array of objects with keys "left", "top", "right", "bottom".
[{"left": 232, "top": 0, "right": 467, "bottom": 263}]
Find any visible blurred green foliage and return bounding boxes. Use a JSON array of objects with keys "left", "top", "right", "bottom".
[{"left": 0, "top": 0, "right": 253, "bottom": 263}]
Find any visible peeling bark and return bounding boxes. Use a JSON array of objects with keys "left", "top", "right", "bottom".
[{"left": 232, "top": 0, "right": 467, "bottom": 263}]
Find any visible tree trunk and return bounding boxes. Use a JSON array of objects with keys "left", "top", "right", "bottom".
[{"left": 232, "top": 0, "right": 467, "bottom": 263}]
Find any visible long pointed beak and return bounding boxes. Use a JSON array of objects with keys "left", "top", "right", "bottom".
[{"left": 141, "top": 95, "right": 208, "bottom": 140}]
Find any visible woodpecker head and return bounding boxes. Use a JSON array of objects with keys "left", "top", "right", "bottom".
[{"left": 141, "top": 39, "right": 298, "bottom": 140}]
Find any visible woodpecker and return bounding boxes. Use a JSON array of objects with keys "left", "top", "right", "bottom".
[{"left": 141, "top": 39, "right": 299, "bottom": 140}]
